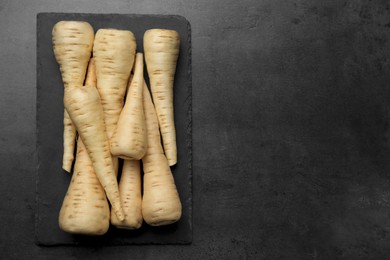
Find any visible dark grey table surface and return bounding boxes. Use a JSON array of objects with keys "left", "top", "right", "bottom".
[{"left": 2, "top": 1, "right": 390, "bottom": 259}]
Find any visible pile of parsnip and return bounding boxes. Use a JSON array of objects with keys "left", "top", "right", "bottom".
[{"left": 52, "top": 20, "right": 182, "bottom": 235}]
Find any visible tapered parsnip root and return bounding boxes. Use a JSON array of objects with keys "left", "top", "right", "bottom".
[
  {"left": 59, "top": 139, "right": 110, "bottom": 235},
  {"left": 93, "top": 28, "right": 136, "bottom": 139},
  {"left": 52, "top": 21, "right": 95, "bottom": 87},
  {"left": 62, "top": 111, "right": 76, "bottom": 172},
  {"left": 84, "top": 58, "right": 97, "bottom": 87},
  {"left": 142, "top": 83, "right": 182, "bottom": 226},
  {"left": 64, "top": 85, "right": 124, "bottom": 221},
  {"left": 111, "top": 160, "right": 143, "bottom": 229},
  {"left": 144, "top": 29, "right": 180, "bottom": 166},
  {"left": 52, "top": 21, "right": 95, "bottom": 172},
  {"left": 111, "top": 53, "right": 147, "bottom": 160},
  {"left": 93, "top": 28, "right": 136, "bottom": 175},
  {"left": 59, "top": 57, "right": 110, "bottom": 235}
]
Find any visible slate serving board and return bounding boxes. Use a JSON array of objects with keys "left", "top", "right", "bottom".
[{"left": 35, "top": 13, "right": 192, "bottom": 246}]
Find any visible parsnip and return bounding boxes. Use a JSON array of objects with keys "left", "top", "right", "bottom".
[
  {"left": 110, "top": 160, "right": 143, "bottom": 229},
  {"left": 59, "top": 58, "right": 111, "bottom": 235},
  {"left": 110, "top": 69, "right": 143, "bottom": 229},
  {"left": 144, "top": 29, "right": 180, "bottom": 166},
  {"left": 61, "top": 111, "right": 75, "bottom": 172},
  {"left": 52, "top": 21, "right": 94, "bottom": 172},
  {"left": 58, "top": 139, "right": 110, "bottom": 235},
  {"left": 64, "top": 85, "right": 124, "bottom": 221},
  {"left": 84, "top": 57, "right": 97, "bottom": 87},
  {"left": 111, "top": 53, "right": 147, "bottom": 160},
  {"left": 93, "top": 29, "right": 136, "bottom": 174},
  {"left": 142, "top": 82, "right": 182, "bottom": 226}
]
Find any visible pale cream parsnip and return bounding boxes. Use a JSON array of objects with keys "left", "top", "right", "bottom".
[
  {"left": 144, "top": 29, "right": 180, "bottom": 166},
  {"left": 141, "top": 82, "right": 182, "bottom": 226},
  {"left": 52, "top": 21, "right": 94, "bottom": 172}
]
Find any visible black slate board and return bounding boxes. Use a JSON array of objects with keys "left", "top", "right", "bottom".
[{"left": 35, "top": 13, "right": 192, "bottom": 246}]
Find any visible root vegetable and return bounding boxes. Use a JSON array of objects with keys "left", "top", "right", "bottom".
[
  {"left": 59, "top": 57, "right": 110, "bottom": 235},
  {"left": 64, "top": 85, "right": 124, "bottom": 221},
  {"left": 93, "top": 28, "right": 136, "bottom": 175},
  {"left": 58, "top": 138, "right": 110, "bottom": 235},
  {"left": 62, "top": 111, "right": 76, "bottom": 172},
  {"left": 93, "top": 28, "right": 136, "bottom": 139},
  {"left": 141, "top": 82, "right": 182, "bottom": 226},
  {"left": 110, "top": 160, "right": 143, "bottom": 229},
  {"left": 84, "top": 57, "right": 97, "bottom": 87},
  {"left": 111, "top": 53, "right": 147, "bottom": 160},
  {"left": 52, "top": 21, "right": 95, "bottom": 172},
  {"left": 144, "top": 29, "right": 180, "bottom": 166}
]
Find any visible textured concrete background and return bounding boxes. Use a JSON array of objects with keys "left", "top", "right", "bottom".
[{"left": 1, "top": 0, "right": 390, "bottom": 259}]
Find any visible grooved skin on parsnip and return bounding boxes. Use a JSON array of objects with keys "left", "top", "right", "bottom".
[
  {"left": 59, "top": 58, "right": 111, "bottom": 235},
  {"left": 110, "top": 53, "right": 147, "bottom": 160},
  {"left": 93, "top": 29, "right": 136, "bottom": 140},
  {"left": 93, "top": 28, "right": 136, "bottom": 176},
  {"left": 144, "top": 29, "right": 180, "bottom": 166},
  {"left": 59, "top": 139, "right": 110, "bottom": 235},
  {"left": 64, "top": 85, "right": 124, "bottom": 221},
  {"left": 110, "top": 160, "right": 143, "bottom": 229},
  {"left": 141, "top": 83, "right": 182, "bottom": 226},
  {"left": 62, "top": 111, "right": 76, "bottom": 172},
  {"left": 52, "top": 21, "right": 94, "bottom": 172}
]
